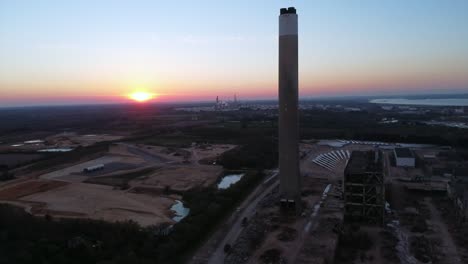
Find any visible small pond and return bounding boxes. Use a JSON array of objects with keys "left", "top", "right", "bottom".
[
  {"left": 217, "top": 173, "right": 245, "bottom": 189},
  {"left": 170, "top": 200, "right": 190, "bottom": 222}
]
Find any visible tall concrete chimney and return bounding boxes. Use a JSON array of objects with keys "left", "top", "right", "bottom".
[{"left": 278, "top": 7, "right": 301, "bottom": 212}]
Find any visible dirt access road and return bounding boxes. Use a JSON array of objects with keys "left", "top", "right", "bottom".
[{"left": 425, "top": 197, "right": 463, "bottom": 264}]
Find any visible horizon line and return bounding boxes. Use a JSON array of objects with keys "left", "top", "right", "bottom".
[{"left": 2, "top": 92, "right": 468, "bottom": 109}]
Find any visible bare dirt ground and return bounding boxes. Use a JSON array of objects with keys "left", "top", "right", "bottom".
[
  {"left": 382, "top": 148, "right": 468, "bottom": 264},
  {"left": 46, "top": 133, "right": 124, "bottom": 147},
  {"left": 18, "top": 182, "right": 177, "bottom": 226},
  {"left": 294, "top": 185, "right": 343, "bottom": 264},
  {"left": 223, "top": 141, "right": 467, "bottom": 264},
  {"left": 187, "top": 144, "right": 236, "bottom": 165},
  {"left": 131, "top": 165, "right": 223, "bottom": 192},
  {"left": 111, "top": 143, "right": 235, "bottom": 165},
  {"left": 433, "top": 197, "right": 468, "bottom": 264},
  {"left": 0, "top": 142, "right": 236, "bottom": 227},
  {"left": 383, "top": 183, "right": 467, "bottom": 264},
  {"left": 0, "top": 180, "right": 68, "bottom": 200},
  {"left": 0, "top": 133, "right": 124, "bottom": 152},
  {"left": 0, "top": 178, "right": 178, "bottom": 226},
  {"left": 0, "top": 153, "right": 45, "bottom": 168},
  {"left": 40, "top": 155, "right": 144, "bottom": 181},
  {"left": 222, "top": 142, "right": 349, "bottom": 264},
  {"left": 245, "top": 180, "right": 328, "bottom": 264},
  {"left": 424, "top": 197, "right": 464, "bottom": 264},
  {"left": 30, "top": 143, "right": 234, "bottom": 185}
]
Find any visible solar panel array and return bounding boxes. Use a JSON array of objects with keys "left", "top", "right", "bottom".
[{"left": 312, "top": 150, "right": 350, "bottom": 171}]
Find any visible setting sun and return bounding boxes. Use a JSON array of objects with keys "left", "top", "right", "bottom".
[{"left": 129, "top": 92, "right": 154, "bottom": 102}]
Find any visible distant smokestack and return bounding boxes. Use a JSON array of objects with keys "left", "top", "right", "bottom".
[{"left": 278, "top": 7, "right": 301, "bottom": 213}]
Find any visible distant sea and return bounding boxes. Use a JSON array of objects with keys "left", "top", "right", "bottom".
[{"left": 370, "top": 98, "right": 468, "bottom": 106}]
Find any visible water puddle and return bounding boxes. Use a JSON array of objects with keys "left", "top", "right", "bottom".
[
  {"left": 24, "top": 140, "right": 44, "bottom": 144},
  {"left": 217, "top": 173, "right": 244, "bottom": 189},
  {"left": 38, "top": 148, "right": 73, "bottom": 152},
  {"left": 171, "top": 200, "right": 190, "bottom": 222}
]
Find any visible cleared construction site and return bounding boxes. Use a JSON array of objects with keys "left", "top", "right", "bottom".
[{"left": 0, "top": 142, "right": 236, "bottom": 227}]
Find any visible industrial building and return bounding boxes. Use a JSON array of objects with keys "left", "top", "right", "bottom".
[
  {"left": 214, "top": 95, "right": 240, "bottom": 110},
  {"left": 394, "top": 147, "right": 415, "bottom": 167},
  {"left": 344, "top": 150, "right": 385, "bottom": 224},
  {"left": 278, "top": 7, "right": 301, "bottom": 212}
]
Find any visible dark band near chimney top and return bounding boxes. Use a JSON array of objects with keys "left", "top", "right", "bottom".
[{"left": 280, "top": 7, "right": 296, "bottom": 15}]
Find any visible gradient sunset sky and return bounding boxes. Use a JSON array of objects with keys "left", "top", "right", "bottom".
[{"left": 1, "top": 0, "right": 468, "bottom": 106}]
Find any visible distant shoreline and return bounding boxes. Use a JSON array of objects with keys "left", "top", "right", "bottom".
[
  {"left": 370, "top": 98, "right": 468, "bottom": 106},
  {"left": 2, "top": 92, "right": 468, "bottom": 109}
]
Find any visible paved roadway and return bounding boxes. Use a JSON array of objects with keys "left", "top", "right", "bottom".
[{"left": 190, "top": 170, "right": 279, "bottom": 264}]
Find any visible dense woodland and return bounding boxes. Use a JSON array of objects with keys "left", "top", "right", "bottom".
[{"left": 1, "top": 102, "right": 468, "bottom": 148}]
